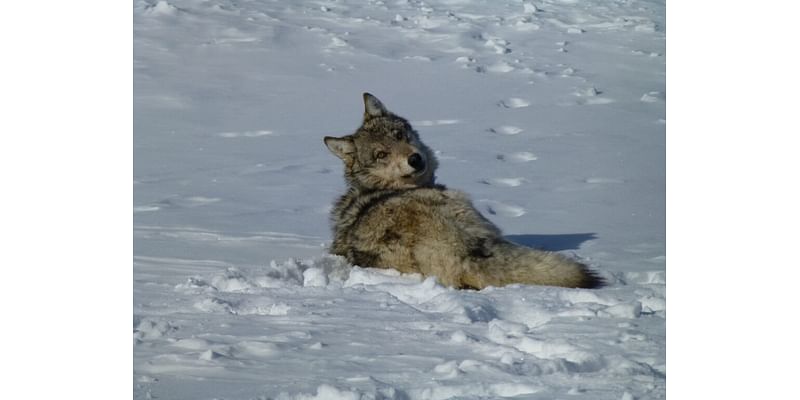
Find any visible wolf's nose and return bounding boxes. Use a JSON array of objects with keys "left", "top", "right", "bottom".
[{"left": 408, "top": 153, "right": 425, "bottom": 171}]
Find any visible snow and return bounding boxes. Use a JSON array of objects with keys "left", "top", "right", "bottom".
[{"left": 133, "top": 0, "right": 665, "bottom": 398}]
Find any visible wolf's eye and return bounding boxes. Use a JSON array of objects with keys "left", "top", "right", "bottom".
[{"left": 376, "top": 151, "right": 388, "bottom": 159}]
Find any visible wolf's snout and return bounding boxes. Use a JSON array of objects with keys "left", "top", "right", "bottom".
[{"left": 408, "top": 153, "right": 425, "bottom": 171}]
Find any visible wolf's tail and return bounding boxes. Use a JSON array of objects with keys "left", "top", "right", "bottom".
[{"left": 463, "top": 241, "right": 604, "bottom": 289}]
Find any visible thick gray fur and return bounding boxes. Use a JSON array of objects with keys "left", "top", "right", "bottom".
[{"left": 324, "top": 93, "right": 603, "bottom": 289}]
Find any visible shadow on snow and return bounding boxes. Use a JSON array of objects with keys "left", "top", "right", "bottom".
[{"left": 505, "top": 233, "right": 596, "bottom": 252}]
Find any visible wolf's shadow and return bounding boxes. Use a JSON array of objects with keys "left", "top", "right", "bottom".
[{"left": 505, "top": 233, "right": 596, "bottom": 252}]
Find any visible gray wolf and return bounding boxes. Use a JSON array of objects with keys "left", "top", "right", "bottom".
[{"left": 324, "top": 93, "right": 603, "bottom": 289}]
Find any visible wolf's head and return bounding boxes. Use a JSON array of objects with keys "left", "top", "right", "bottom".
[{"left": 324, "top": 93, "right": 438, "bottom": 191}]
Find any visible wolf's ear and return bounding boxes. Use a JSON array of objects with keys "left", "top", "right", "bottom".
[
  {"left": 324, "top": 136, "right": 356, "bottom": 160},
  {"left": 363, "top": 92, "right": 389, "bottom": 119}
]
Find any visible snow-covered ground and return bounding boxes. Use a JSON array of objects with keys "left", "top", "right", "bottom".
[{"left": 133, "top": 0, "right": 665, "bottom": 398}]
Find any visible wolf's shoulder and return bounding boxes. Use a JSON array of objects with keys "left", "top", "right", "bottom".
[
  {"left": 332, "top": 184, "right": 475, "bottom": 223},
  {"left": 332, "top": 187, "right": 410, "bottom": 228}
]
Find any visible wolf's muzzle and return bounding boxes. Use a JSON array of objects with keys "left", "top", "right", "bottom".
[{"left": 408, "top": 153, "right": 425, "bottom": 172}]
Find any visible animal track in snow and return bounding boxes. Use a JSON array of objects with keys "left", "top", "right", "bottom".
[
  {"left": 480, "top": 200, "right": 526, "bottom": 217},
  {"left": 497, "top": 152, "right": 538, "bottom": 162},
  {"left": 640, "top": 91, "right": 665, "bottom": 103},
  {"left": 217, "top": 130, "right": 273, "bottom": 138},
  {"left": 497, "top": 98, "right": 530, "bottom": 108},
  {"left": 480, "top": 177, "right": 526, "bottom": 187},
  {"left": 488, "top": 125, "right": 523, "bottom": 135},
  {"left": 412, "top": 119, "right": 461, "bottom": 126}
]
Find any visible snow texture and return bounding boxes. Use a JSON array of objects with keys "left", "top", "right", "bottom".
[{"left": 134, "top": 0, "right": 665, "bottom": 398}]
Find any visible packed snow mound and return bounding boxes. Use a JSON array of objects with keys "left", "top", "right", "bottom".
[
  {"left": 135, "top": 255, "right": 665, "bottom": 398},
  {"left": 136, "top": 257, "right": 664, "bottom": 398},
  {"left": 173, "top": 254, "right": 662, "bottom": 321}
]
